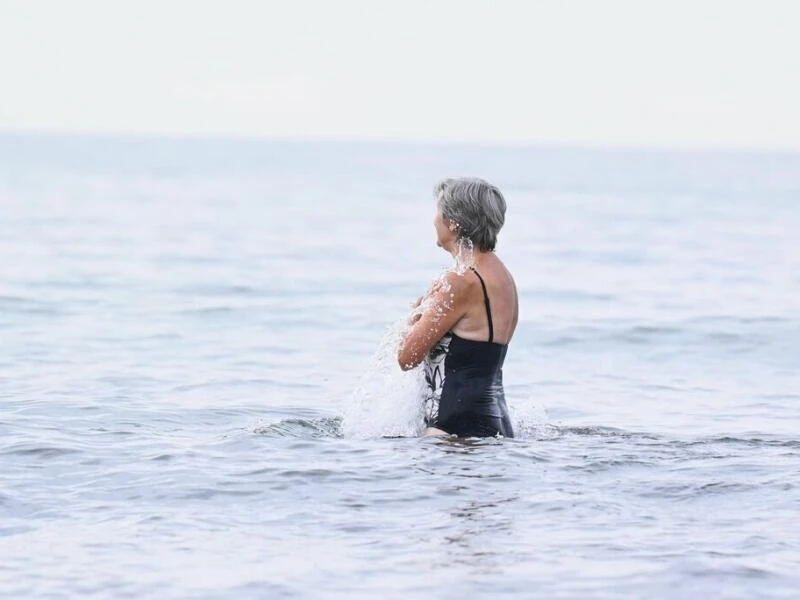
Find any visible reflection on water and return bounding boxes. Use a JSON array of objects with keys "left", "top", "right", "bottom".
[{"left": 442, "top": 494, "right": 518, "bottom": 574}]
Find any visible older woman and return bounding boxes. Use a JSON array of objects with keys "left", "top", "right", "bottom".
[{"left": 398, "top": 177, "right": 517, "bottom": 438}]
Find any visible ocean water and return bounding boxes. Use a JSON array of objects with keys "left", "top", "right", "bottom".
[{"left": 1, "top": 133, "right": 799, "bottom": 598}]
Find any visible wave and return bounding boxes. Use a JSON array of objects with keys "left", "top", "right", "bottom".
[{"left": 253, "top": 416, "right": 343, "bottom": 439}]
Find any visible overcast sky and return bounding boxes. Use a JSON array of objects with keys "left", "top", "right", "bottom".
[{"left": 1, "top": 0, "right": 798, "bottom": 150}]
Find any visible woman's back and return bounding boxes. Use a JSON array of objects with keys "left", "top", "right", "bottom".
[{"left": 449, "top": 253, "right": 519, "bottom": 345}]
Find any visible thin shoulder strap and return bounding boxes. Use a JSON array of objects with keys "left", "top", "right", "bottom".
[{"left": 470, "top": 267, "right": 494, "bottom": 343}]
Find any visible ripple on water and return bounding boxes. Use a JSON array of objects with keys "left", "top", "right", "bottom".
[{"left": 1, "top": 443, "right": 82, "bottom": 458}]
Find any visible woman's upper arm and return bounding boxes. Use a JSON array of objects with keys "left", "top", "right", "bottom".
[{"left": 397, "top": 273, "right": 469, "bottom": 370}]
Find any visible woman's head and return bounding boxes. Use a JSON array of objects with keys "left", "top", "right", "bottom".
[{"left": 434, "top": 177, "right": 506, "bottom": 252}]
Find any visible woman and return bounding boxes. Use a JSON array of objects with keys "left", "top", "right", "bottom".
[{"left": 398, "top": 177, "right": 518, "bottom": 438}]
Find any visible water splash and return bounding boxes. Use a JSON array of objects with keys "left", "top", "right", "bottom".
[
  {"left": 341, "top": 317, "right": 426, "bottom": 439},
  {"left": 453, "top": 237, "right": 475, "bottom": 274},
  {"left": 509, "top": 398, "right": 556, "bottom": 440}
]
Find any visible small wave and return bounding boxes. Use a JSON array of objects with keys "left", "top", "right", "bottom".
[
  {"left": 179, "top": 306, "right": 241, "bottom": 316},
  {"left": 537, "top": 318, "right": 798, "bottom": 351},
  {"left": 552, "top": 427, "right": 800, "bottom": 450},
  {"left": 180, "top": 488, "right": 264, "bottom": 500},
  {"left": 172, "top": 283, "right": 263, "bottom": 297},
  {"left": 566, "top": 458, "right": 657, "bottom": 473},
  {"left": 1, "top": 443, "right": 81, "bottom": 458},
  {"left": 679, "top": 435, "right": 800, "bottom": 449},
  {"left": 253, "top": 416, "right": 343, "bottom": 439},
  {"left": 559, "top": 425, "right": 663, "bottom": 441},
  {"left": 526, "top": 287, "right": 618, "bottom": 303},
  {"left": 538, "top": 325, "right": 681, "bottom": 348},
  {"left": 641, "top": 480, "right": 762, "bottom": 501},
  {"left": 0, "top": 295, "right": 64, "bottom": 315}
]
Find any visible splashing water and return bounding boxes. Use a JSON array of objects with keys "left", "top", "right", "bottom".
[
  {"left": 509, "top": 397, "right": 555, "bottom": 439},
  {"left": 340, "top": 267, "right": 458, "bottom": 439},
  {"left": 341, "top": 316, "right": 426, "bottom": 438},
  {"left": 452, "top": 237, "right": 475, "bottom": 274}
]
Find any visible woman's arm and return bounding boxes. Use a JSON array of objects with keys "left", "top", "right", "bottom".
[{"left": 397, "top": 272, "right": 471, "bottom": 370}]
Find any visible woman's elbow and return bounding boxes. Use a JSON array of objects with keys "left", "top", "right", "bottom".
[{"left": 397, "top": 348, "right": 419, "bottom": 371}]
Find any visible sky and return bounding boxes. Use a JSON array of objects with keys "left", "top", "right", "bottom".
[{"left": 0, "top": 0, "right": 798, "bottom": 150}]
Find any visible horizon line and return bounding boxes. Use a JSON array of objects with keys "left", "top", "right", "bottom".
[{"left": 1, "top": 127, "right": 798, "bottom": 158}]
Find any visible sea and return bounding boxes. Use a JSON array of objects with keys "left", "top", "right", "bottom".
[{"left": 1, "top": 133, "right": 799, "bottom": 599}]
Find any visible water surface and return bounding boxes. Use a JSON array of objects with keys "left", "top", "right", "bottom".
[{"left": 1, "top": 134, "right": 799, "bottom": 598}]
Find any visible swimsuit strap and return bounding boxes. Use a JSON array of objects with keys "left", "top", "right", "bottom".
[{"left": 469, "top": 267, "right": 494, "bottom": 343}]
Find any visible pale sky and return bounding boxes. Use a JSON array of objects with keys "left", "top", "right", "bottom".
[{"left": 1, "top": 0, "right": 798, "bottom": 150}]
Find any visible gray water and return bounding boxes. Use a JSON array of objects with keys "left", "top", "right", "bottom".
[{"left": 1, "top": 134, "right": 799, "bottom": 598}]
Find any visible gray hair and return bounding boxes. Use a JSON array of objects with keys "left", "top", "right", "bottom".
[{"left": 434, "top": 177, "right": 507, "bottom": 252}]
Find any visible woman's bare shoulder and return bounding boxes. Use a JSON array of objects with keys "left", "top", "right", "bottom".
[
  {"left": 433, "top": 269, "right": 476, "bottom": 297},
  {"left": 490, "top": 255, "right": 517, "bottom": 286}
]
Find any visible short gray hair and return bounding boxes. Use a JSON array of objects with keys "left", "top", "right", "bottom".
[{"left": 434, "top": 177, "right": 507, "bottom": 252}]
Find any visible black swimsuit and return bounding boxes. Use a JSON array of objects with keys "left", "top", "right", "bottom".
[{"left": 422, "top": 268, "right": 514, "bottom": 438}]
